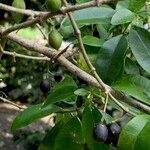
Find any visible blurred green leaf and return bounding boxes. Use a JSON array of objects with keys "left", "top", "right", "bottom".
[
  {"left": 118, "top": 115, "right": 150, "bottom": 150},
  {"left": 129, "top": 0, "right": 147, "bottom": 12}
]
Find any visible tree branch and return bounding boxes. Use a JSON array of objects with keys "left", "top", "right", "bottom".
[
  {"left": 0, "top": 0, "right": 112, "bottom": 36},
  {"left": 4, "top": 31, "right": 150, "bottom": 114}
]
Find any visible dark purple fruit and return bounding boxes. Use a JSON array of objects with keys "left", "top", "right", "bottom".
[
  {"left": 106, "top": 123, "right": 121, "bottom": 146},
  {"left": 40, "top": 79, "right": 51, "bottom": 93},
  {"left": 107, "top": 123, "right": 121, "bottom": 137},
  {"left": 54, "top": 72, "right": 62, "bottom": 82},
  {"left": 93, "top": 123, "right": 108, "bottom": 142}
]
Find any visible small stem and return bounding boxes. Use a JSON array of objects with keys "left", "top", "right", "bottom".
[
  {"left": 2, "top": 50, "right": 50, "bottom": 61},
  {"left": 101, "top": 94, "right": 109, "bottom": 123},
  {"left": 36, "top": 23, "right": 48, "bottom": 40},
  {"left": 0, "top": 96, "right": 26, "bottom": 110},
  {"left": 57, "top": 107, "right": 80, "bottom": 113},
  {"left": 108, "top": 93, "right": 136, "bottom": 117}
]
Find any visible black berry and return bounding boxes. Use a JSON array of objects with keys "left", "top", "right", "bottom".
[
  {"left": 54, "top": 72, "right": 62, "bottom": 82},
  {"left": 106, "top": 123, "right": 121, "bottom": 146},
  {"left": 93, "top": 123, "right": 108, "bottom": 142},
  {"left": 40, "top": 79, "right": 51, "bottom": 93}
]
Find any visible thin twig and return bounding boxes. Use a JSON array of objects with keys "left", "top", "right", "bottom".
[
  {"left": 0, "top": 96, "right": 26, "bottom": 109},
  {"left": 62, "top": 0, "right": 109, "bottom": 93},
  {"left": 4, "top": 29, "right": 150, "bottom": 114},
  {"left": 2, "top": 50, "right": 50, "bottom": 61},
  {"left": 108, "top": 93, "right": 136, "bottom": 116},
  {"left": 35, "top": 23, "right": 48, "bottom": 40}
]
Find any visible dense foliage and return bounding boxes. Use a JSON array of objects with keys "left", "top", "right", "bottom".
[{"left": 0, "top": 0, "right": 150, "bottom": 149}]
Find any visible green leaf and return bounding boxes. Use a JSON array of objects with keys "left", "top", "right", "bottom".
[
  {"left": 116, "top": 0, "right": 130, "bottom": 10},
  {"left": 113, "top": 75, "right": 150, "bottom": 105},
  {"left": 11, "top": 104, "right": 60, "bottom": 131},
  {"left": 43, "top": 76, "right": 77, "bottom": 106},
  {"left": 62, "top": 7, "right": 115, "bottom": 27},
  {"left": 74, "top": 88, "right": 90, "bottom": 96},
  {"left": 118, "top": 115, "right": 150, "bottom": 150},
  {"left": 39, "top": 121, "right": 64, "bottom": 150},
  {"left": 129, "top": 27, "right": 150, "bottom": 73},
  {"left": 82, "top": 35, "right": 104, "bottom": 47},
  {"left": 129, "top": 0, "right": 147, "bottom": 12},
  {"left": 134, "top": 121, "right": 150, "bottom": 150},
  {"left": 111, "top": 8, "right": 135, "bottom": 25},
  {"left": 54, "top": 117, "right": 84, "bottom": 150},
  {"left": 125, "top": 57, "right": 140, "bottom": 75},
  {"left": 82, "top": 106, "right": 108, "bottom": 150},
  {"left": 96, "top": 24, "right": 110, "bottom": 40},
  {"left": 96, "top": 35, "right": 128, "bottom": 83}
]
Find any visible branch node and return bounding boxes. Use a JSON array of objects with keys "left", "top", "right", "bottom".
[{"left": 75, "top": 29, "right": 81, "bottom": 36}]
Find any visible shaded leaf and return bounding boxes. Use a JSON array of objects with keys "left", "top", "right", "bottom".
[
  {"left": 11, "top": 104, "right": 60, "bottom": 131},
  {"left": 129, "top": 27, "right": 150, "bottom": 73},
  {"left": 96, "top": 35, "right": 128, "bottom": 83},
  {"left": 54, "top": 117, "right": 84, "bottom": 150},
  {"left": 39, "top": 121, "right": 64, "bottom": 150}
]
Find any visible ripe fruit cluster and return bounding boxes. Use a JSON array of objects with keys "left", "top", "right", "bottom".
[
  {"left": 40, "top": 73, "right": 62, "bottom": 93},
  {"left": 93, "top": 123, "right": 121, "bottom": 146}
]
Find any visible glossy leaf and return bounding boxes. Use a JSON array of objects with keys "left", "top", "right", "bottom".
[
  {"left": 43, "top": 76, "right": 77, "bottom": 106},
  {"left": 129, "top": 27, "right": 150, "bottom": 73},
  {"left": 113, "top": 75, "right": 150, "bottom": 105},
  {"left": 96, "top": 35, "right": 128, "bottom": 83},
  {"left": 82, "top": 106, "right": 108, "bottom": 150},
  {"left": 54, "top": 117, "right": 84, "bottom": 150},
  {"left": 118, "top": 115, "right": 150, "bottom": 150},
  {"left": 111, "top": 8, "right": 135, "bottom": 25},
  {"left": 62, "top": 7, "right": 115, "bottom": 27},
  {"left": 11, "top": 104, "right": 61, "bottom": 131}
]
